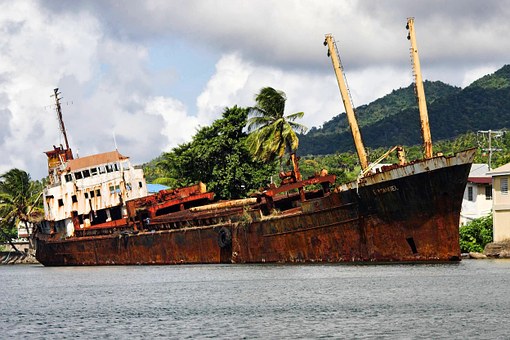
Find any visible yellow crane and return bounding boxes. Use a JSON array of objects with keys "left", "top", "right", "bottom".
[
  {"left": 324, "top": 34, "right": 369, "bottom": 171},
  {"left": 406, "top": 17, "right": 433, "bottom": 159}
]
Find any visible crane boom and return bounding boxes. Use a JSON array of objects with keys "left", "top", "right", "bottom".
[
  {"left": 406, "top": 18, "right": 433, "bottom": 159},
  {"left": 324, "top": 34, "right": 369, "bottom": 171}
]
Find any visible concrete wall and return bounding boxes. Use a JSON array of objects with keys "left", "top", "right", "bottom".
[{"left": 492, "top": 176, "right": 510, "bottom": 242}]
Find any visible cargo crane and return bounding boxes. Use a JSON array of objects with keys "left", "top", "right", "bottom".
[
  {"left": 324, "top": 34, "right": 369, "bottom": 171},
  {"left": 406, "top": 17, "right": 433, "bottom": 159}
]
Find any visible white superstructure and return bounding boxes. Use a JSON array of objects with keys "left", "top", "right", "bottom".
[{"left": 43, "top": 150, "right": 147, "bottom": 236}]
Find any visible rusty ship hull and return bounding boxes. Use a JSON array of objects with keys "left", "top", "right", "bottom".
[{"left": 35, "top": 149, "right": 474, "bottom": 266}]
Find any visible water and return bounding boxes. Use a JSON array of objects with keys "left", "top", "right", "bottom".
[{"left": 1, "top": 260, "right": 510, "bottom": 339}]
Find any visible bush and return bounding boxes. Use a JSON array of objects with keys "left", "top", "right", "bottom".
[{"left": 459, "top": 214, "right": 493, "bottom": 253}]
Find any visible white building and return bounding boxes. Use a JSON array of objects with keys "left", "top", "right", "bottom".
[
  {"left": 488, "top": 163, "right": 510, "bottom": 242},
  {"left": 460, "top": 163, "right": 492, "bottom": 226}
]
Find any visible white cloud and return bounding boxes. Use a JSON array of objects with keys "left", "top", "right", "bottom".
[
  {"left": 144, "top": 96, "right": 200, "bottom": 150},
  {"left": 461, "top": 65, "right": 501, "bottom": 88},
  {"left": 196, "top": 54, "right": 252, "bottom": 123},
  {"left": 2, "top": 0, "right": 509, "bottom": 181}
]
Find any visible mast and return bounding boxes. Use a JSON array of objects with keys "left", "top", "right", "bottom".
[
  {"left": 53, "top": 88, "right": 71, "bottom": 151},
  {"left": 406, "top": 18, "right": 433, "bottom": 159},
  {"left": 45, "top": 88, "right": 74, "bottom": 184},
  {"left": 324, "top": 34, "right": 369, "bottom": 171}
]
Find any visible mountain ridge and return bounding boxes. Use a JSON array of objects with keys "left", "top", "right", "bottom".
[{"left": 299, "top": 64, "right": 510, "bottom": 155}]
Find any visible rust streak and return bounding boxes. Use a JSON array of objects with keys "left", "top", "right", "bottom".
[{"left": 263, "top": 217, "right": 360, "bottom": 237}]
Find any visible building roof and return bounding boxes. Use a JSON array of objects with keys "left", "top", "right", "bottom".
[
  {"left": 468, "top": 163, "right": 492, "bottom": 184},
  {"left": 147, "top": 183, "right": 170, "bottom": 194},
  {"left": 488, "top": 162, "right": 510, "bottom": 177},
  {"left": 66, "top": 150, "right": 128, "bottom": 171}
]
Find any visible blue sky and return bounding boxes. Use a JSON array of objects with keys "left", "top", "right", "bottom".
[{"left": 1, "top": 0, "right": 509, "bottom": 179}]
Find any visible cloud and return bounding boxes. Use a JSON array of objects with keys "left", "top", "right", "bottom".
[
  {"left": 2, "top": 0, "right": 509, "bottom": 180},
  {"left": 144, "top": 96, "right": 199, "bottom": 150}
]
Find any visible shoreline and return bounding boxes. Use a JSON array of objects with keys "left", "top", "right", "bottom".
[{"left": 0, "top": 251, "right": 40, "bottom": 265}]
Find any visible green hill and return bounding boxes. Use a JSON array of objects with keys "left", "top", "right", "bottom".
[{"left": 299, "top": 65, "right": 510, "bottom": 155}]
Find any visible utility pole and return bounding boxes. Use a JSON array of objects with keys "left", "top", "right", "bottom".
[{"left": 478, "top": 129, "right": 504, "bottom": 170}]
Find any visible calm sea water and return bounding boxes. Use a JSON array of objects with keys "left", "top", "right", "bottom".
[{"left": 1, "top": 260, "right": 510, "bottom": 339}]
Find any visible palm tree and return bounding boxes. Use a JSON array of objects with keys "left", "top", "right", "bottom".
[
  {"left": 246, "top": 87, "right": 307, "bottom": 180},
  {"left": 0, "top": 169, "right": 43, "bottom": 253}
]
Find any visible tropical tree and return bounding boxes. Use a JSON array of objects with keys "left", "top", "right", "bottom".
[
  {"left": 0, "top": 169, "right": 44, "bottom": 253},
  {"left": 459, "top": 214, "right": 493, "bottom": 253},
  {"left": 152, "top": 106, "right": 276, "bottom": 199},
  {"left": 246, "top": 87, "right": 307, "bottom": 180}
]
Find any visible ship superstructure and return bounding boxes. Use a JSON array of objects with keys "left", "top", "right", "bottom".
[{"left": 39, "top": 89, "right": 147, "bottom": 238}]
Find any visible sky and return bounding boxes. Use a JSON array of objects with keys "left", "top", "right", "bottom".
[{"left": 1, "top": 0, "right": 509, "bottom": 180}]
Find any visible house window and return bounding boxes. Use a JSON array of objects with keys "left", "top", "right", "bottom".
[
  {"left": 485, "top": 185, "right": 493, "bottom": 200},
  {"left": 502, "top": 178, "right": 508, "bottom": 195},
  {"left": 74, "top": 171, "right": 83, "bottom": 180},
  {"left": 64, "top": 174, "right": 73, "bottom": 182},
  {"left": 58, "top": 199, "right": 64, "bottom": 207},
  {"left": 84, "top": 192, "right": 89, "bottom": 199},
  {"left": 467, "top": 186, "right": 474, "bottom": 201},
  {"left": 71, "top": 195, "right": 78, "bottom": 203},
  {"left": 95, "top": 189, "right": 101, "bottom": 197},
  {"left": 91, "top": 167, "right": 98, "bottom": 176}
]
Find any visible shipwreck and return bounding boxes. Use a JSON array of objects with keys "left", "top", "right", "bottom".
[{"left": 35, "top": 19, "right": 475, "bottom": 265}]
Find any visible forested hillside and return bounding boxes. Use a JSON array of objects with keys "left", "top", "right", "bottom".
[{"left": 299, "top": 65, "right": 510, "bottom": 155}]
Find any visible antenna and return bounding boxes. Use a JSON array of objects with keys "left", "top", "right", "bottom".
[
  {"left": 113, "top": 131, "right": 118, "bottom": 150},
  {"left": 51, "top": 88, "right": 71, "bottom": 151}
]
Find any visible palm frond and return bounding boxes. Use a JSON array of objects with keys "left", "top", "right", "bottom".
[{"left": 285, "top": 111, "right": 304, "bottom": 121}]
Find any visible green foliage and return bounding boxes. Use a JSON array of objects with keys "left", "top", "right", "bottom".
[
  {"left": 459, "top": 214, "right": 493, "bottom": 253},
  {"left": 0, "top": 169, "right": 44, "bottom": 243},
  {"left": 246, "top": 87, "right": 307, "bottom": 166},
  {"left": 147, "top": 106, "right": 277, "bottom": 200},
  {"left": 299, "top": 153, "right": 360, "bottom": 185},
  {"left": 300, "top": 65, "right": 510, "bottom": 156}
]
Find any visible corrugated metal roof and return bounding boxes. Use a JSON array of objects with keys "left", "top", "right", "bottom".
[
  {"left": 488, "top": 162, "right": 510, "bottom": 176},
  {"left": 66, "top": 150, "right": 128, "bottom": 171},
  {"left": 147, "top": 183, "right": 169, "bottom": 194},
  {"left": 468, "top": 163, "right": 491, "bottom": 183}
]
